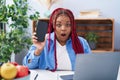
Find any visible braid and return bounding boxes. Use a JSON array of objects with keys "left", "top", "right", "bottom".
[
  {"left": 47, "top": 8, "right": 84, "bottom": 71},
  {"left": 65, "top": 9, "right": 84, "bottom": 53}
]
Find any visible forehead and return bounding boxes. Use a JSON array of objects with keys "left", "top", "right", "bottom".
[{"left": 56, "top": 14, "right": 70, "bottom": 22}]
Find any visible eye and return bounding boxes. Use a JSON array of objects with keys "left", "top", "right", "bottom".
[
  {"left": 56, "top": 24, "right": 61, "bottom": 27},
  {"left": 66, "top": 24, "right": 71, "bottom": 27}
]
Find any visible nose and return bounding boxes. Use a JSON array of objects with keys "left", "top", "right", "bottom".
[{"left": 61, "top": 25, "right": 66, "bottom": 30}]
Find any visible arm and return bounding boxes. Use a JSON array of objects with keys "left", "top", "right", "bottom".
[
  {"left": 23, "top": 33, "right": 48, "bottom": 69},
  {"left": 23, "top": 45, "right": 41, "bottom": 69}
]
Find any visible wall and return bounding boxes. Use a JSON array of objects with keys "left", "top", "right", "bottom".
[
  {"left": 7, "top": 0, "right": 120, "bottom": 50},
  {"left": 29, "top": 0, "right": 120, "bottom": 50}
]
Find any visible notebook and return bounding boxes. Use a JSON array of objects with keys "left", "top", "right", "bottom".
[{"left": 60, "top": 52, "right": 120, "bottom": 80}]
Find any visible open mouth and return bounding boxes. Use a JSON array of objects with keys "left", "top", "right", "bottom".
[{"left": 61, "top": 33, "right": 66, "bottom": 37}]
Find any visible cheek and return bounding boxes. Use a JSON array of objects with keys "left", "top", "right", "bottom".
[
  {"left": 54, "top": 28, "right": 59, "bottom": 35},
  {"left": 67, "top": 27, "right": 72, "bottom": 34},
  {"left": 54, "top": 27, "right": 60, "bottom": 32}
]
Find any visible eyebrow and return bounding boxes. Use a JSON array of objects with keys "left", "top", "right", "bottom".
[{"left": 56, "top": 21, "right": 70, "bottom": 23}]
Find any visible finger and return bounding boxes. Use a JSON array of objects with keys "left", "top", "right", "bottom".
[
  {"left": 32, "top": 39, "right": 38, "bottom": 42},
  {"left": 32, "top": 35, "right": 38, "bottom": 39},
  {"left": 33, "top": 32, "right": 36, "bottom": 36}
]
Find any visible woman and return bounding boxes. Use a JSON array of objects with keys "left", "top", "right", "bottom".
[{"left": 23, "top": 8, "right": 91, "bottom": 71}]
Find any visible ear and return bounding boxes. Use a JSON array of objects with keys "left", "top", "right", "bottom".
[
  {"left": 53, "top": 25, "right": 55, "bottom": 29},
  {"left": 52, "top": 23, "right": 55, "bottom": 29},
  {"left": 53, "top": 26, "right": 56, "bottom": 32}
]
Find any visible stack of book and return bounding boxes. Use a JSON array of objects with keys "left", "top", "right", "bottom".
[{"left": 79, "top": 9, "right": 100, "bottom": 18}]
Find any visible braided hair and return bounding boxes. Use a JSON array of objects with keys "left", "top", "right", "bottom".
[{"left": 47, "top": 8, "right": 84, "bottom": 71}]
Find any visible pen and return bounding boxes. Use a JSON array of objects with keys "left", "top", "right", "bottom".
[{"left": 34, "top": 74, "right": 38, "bottom": 80}]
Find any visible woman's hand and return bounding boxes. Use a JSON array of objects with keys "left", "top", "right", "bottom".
[{"left": 32, "top": 32, "right": 48, "bottom": 56}]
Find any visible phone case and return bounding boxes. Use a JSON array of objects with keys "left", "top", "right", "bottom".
[{"left": 36, "top": 21, "right": 48, "bottom": 42}]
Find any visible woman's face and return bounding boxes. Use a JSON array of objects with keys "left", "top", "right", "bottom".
[{"left": 54, "top": 14, "right": 72, "bottom": 45}]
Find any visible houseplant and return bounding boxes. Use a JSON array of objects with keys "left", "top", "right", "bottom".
[
  {"left": 0, "top": 0, "right": 8, "bottom": 22},
  {"left": 85, "top": 32, "right": 99, "bottom": 50},
  {"left": 0, "top": 0, "right": 8, "bottom": 30},
  {"left": 0, "top": 0, "right": 39, "bottom": 62}
]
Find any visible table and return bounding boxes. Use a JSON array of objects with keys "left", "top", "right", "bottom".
[
  {"left": 30, "top": 69, "right": 74, "bottom": 80},
  {"left": 30, "top": 65, "right": 120, "bottom": 80}
]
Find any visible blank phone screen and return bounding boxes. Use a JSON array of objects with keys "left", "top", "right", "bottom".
[{"left": 36, "top": 21, "right": 48, "bottom": 42}]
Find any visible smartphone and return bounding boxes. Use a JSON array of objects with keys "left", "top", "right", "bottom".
[{"left": 36, "top": 21, "right": 48, "bottom": 42}]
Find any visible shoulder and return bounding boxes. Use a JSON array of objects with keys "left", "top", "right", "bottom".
[
  {"left": 46, "top": 32, "right": 54, "bottom": 41},
  {"left": 78, "top": 36, "right": 87, "bottom": 43},
  {"left": 78, "top": 36, "right": 91, "bottom": 53}
]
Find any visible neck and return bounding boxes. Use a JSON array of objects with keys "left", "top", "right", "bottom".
[{"left": 57, "top": 40, "right": 66, "bottom": 46}]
